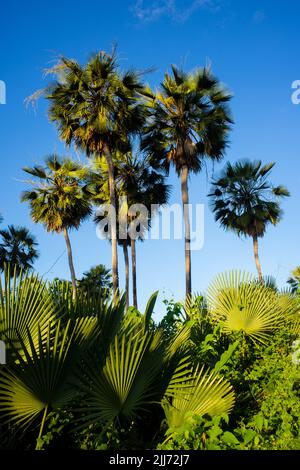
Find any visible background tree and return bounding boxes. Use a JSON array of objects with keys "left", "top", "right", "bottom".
[
  {"left": 142, "top": 66, "right": 232, "bottom": 298},
  {"left": 0, "top": 225, "right": 39, "bottom": 274},
  {"left": 21, "top": 155, "right": 91, "bottom": 299},
  {"left": 46, "top": 51, "right": 147, "bottom": 294},
  {"left": 209, "top": 160, "right": 290, "bottom": 281},
  {"left": 78, "top": 264, "right": 112, "bottom": 296}
]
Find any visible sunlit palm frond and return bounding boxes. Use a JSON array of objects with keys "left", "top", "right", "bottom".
[
  {"left": 75, "top": 330, "right": 162, "bottom": 426},
  {"left": 206, "top": 271, "right": 289, "bottom": 344},
  {"left": 162, "top": 365, "right": 235, "bottom": 429},
  {"left": 0, "top": 265, "right": 57, "bottom": 359},
  {"left": 0, "top": 318, "right": 90, "bottom": 430}
]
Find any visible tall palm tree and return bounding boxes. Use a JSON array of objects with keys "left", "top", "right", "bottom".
[
  {"left": 21, "top": 155, "right": 92, "bottom": 299},
  {"left": 46, "top": 51, "right": 147, "bottom": 294},
  {"left": 0, "top": 225, "right": 39, "bottom": 274},
  {"left": 142, "top": 66, "right": 232, "bottom": 298},
  {"left": 91, "top": 153, "right": 170, "bottom": 309},
  {"left": 209, "top": 160, "right": 290, "bottom": 281}
]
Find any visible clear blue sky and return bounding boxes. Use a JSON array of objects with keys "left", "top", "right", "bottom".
[{"left": 1, "top": 0, "right": 300, "bottom": 318}]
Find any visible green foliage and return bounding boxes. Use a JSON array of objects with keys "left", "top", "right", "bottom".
[
  {"left": 158, "top": 414, "right": 257, "bottom": 450},
  {"left": 0, "top": 318, "right": 96, "bottom": 436},
  {"left": 0, "top": 265, "right": 57, "bottom": 361},
  {"left": 159, "top": 298, "right": 186, "bottom": 336},
  {"left": 0, "top": 267, "right": 237, "bottom": 450},
  {"left": 243, "top": 331, "right": 300, "bottom": 450},
  {"left": 206, "top": 270, "right": 296, "bottom": 344},
  {"left": 162, "top": 366, "right": 235, "bottom": 430}
]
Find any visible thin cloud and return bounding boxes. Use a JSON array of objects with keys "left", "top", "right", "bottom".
[{"left": 131, "top": 0, "right": 214, "bottom": 24}]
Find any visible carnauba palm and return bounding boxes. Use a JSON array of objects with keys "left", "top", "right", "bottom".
[
  {"left": 142, "top": 65, "right": 232, "bottom": 298},
  {"left": 209, "top": 160, "right": 290, "bottom": 281},
  {"left": 21, "top": 154, "right": 91, "bottom": 299},
  {"left": 46, "top": 51, "right": 148, "bottom": 294}
]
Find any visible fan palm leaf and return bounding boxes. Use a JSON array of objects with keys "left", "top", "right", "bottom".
[
  {"left": 0, "top": 318, "right": 96, "bottom": 438},
  {"left": 76, "top": 330, "right": 162, "bottom": 425},
  {"left": 0, "top": 265, "right": 57, "bottom": 359},
  {"left": 206, "top": 271, "right": 294, "bottom": 343},
  {"left": 162, "top": 366, "right": 235, "bottom": 429}
]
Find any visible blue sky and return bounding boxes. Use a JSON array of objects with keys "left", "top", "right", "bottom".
[{"left": 1, "top": 0, "right": 300, "bottom": 318}]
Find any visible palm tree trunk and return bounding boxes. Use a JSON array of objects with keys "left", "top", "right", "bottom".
[
  {"left": 131, "top": 237, "right": 137, "bottom": 309},
  {"left": 181, "top": 165, "right": 192, "bottom": 298},
  {"left": 253, "top": 235, "right": 263, "bottom": 282},
  {"left": 104, "top": 148, "right": 119, "bottom": 294},
  {"left": 122, "top": 241, "right": 130, "bottom": 310},
  {"left": 63, "top": 227, "right": 77, "bottom": 300}
]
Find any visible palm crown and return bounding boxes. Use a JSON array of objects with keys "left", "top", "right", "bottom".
[
  {"left": 209, "top": 160, "right": 290, "bottom": 238},
  {"left": 0, "top": 225, "right": 39, "bottom": 274},
  {"left": 142, "top": 65, "right": 232, "bottom": 173},
  {"left": 209, "top": 160, "right": 290, "bottom": 281},
  {"left": 46, "top": 52, "right": 147, "bottom": 156},
  {"left": 21, "top": 155, "right": 91, "bottom": 233},
  {"left": 21, "top": 155, "right": 92, "bottom": 299}
]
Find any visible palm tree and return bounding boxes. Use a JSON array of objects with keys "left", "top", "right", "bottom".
[
  {"left": 21, "top": 155, "right": 91, "bottom": 299},
  {"left": 46, "top": 51, "right": 147, "bottom": 294},
  {"left": 78, "top": 264, "right": 112, "bottom": 295},
  {"left": 209, "top": 160, "right": 290, "bottom": 281},
  {"left": 0, "top": 225, "right": 38, "bottom": 274},
  {"left": 92, "top": 154, "right": 170, "bottom": 309},
  {"left": 142, "top": 66, "right": 232, "bottom": 298}
]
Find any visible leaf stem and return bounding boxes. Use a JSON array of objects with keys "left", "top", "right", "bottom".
[{"left": 36, "top": 405, "right": 48, "bottom": 451}]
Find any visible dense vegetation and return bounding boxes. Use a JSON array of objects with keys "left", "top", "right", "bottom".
[
  {"left": 0, "top": 49, "right": 299, "bottom": 451},
  {"left": 0, "top": 265, "right": 299, "bottom": 450}
]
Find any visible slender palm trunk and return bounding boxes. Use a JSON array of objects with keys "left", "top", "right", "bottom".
[
  {"left": 63, "top": 227, "right": 77, "bottom": 300},
  {"left": 131, "top": 237, "right": 137, "bottom": 309},
  {"left": 181, "top": 165, "right": 192, "bottom": 299},
  {"left": 105, "top": 148, "right": 119, "bottom": 294},
  {"left": 253, "top": 234, "right": 263, "bottom": 282},
  {"left": 122, "top": 241, "right": 130, "bottom": 310}
]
